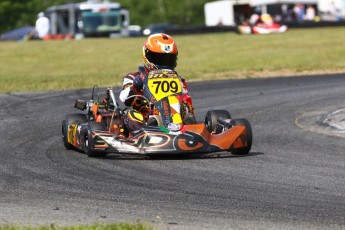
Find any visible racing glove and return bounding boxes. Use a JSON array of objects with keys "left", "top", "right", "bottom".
[{"left": 132, "top": 75, "right": 144, "bottom": 92}]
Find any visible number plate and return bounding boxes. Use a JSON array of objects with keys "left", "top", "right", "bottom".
[{"left": 148, "top": 77, "right": 182, "bottom": 101}]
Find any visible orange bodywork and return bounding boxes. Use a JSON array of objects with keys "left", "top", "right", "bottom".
[
  {"left": 208, "top": 126, "right": 247, "bottom": 149},
  {"left": 182, "top": 124, "right": 248, "bottom": 151},
  {"left": 92, "top": 104, "right": 102, "bottom": 122}
]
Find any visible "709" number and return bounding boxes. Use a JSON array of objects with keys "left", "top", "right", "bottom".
[{"left": 152, "top": 80, "right": 179, "bottom": 94}]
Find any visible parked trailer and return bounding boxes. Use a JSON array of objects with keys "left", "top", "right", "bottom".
[
  {"left": 46, "top": 0, "right": 129, "bottom": 38},
  {"left": 204, "top": 0, "right": 253, "bottom": 26},
  {"left": 204, "top": 0, "right": 322, "bottom": 27}
]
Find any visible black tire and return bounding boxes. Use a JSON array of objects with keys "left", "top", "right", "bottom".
[
  {"left": 230, "top": 118, "right": 252, "bottom": 155},
  {"left": 147, "top": 117, "right": 159, "bottom": 126},
  {"left": 205, "top": 110, "right": 231, "bottom": 133},
  {"left": 62, "top": 113, "right": 87, "bottom": 150},
  {"left": 84, "top": 122, "right": 107, "bottom": 157},
  {"left": 184, "top": 113, "right": 197, "bottom": 125}
]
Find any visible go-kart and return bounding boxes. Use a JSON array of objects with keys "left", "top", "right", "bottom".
[
  {"left": 62, "top": 69, "right": 252, "bottom": 157},
  {"left": 238, "top": 22, "right": 288, "bottom": 35}
]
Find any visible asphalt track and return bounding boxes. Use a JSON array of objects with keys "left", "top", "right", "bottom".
[{"left": 1, "top": 74, "right": 345, "bottom": 229}]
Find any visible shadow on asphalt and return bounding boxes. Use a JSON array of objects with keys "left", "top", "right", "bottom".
[{"left": 102, "top": 151, "right": 264, "bottom": 161}]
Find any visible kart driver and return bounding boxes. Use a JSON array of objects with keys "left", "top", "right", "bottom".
[{"left": 118, "top": 33, "right": 195, "bottom": 135}]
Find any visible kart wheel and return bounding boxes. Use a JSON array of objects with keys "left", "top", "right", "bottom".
[
  {"left": 184, "top": 113, "right": 197, "bottom": 125},
  {"left": 205, "top": 110, "right": 231, "bottom": 133},
  {"left": 230, "top": 118, "right": 252, "bottom": 155},
  {"left": 62, "top": 113, "right": 87, "bottom": 150},
  {"left": 147, "top": 117, "right": 158, "bottom": 126},
  {"left": 84, "top": 122, "right": 107, "bottom": 158}
]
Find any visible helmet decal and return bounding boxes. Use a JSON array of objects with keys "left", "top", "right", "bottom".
[
  {"left": 164, "top": 45, "right": 172, "bottom": 52},
  {"left": 155, "top": 40, "right": 174, "bottom": 53}
]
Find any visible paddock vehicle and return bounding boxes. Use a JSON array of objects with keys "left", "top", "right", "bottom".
[{"left": 62, "top": 69, "right": 252, "bottom": 157}]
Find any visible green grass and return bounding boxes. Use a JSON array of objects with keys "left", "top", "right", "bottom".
[
  {"left": 1, "top": 27, "right": 345, "bottom": 93},
  {"left": 0, "top": 223, "right": 154, "bottom": 230}
]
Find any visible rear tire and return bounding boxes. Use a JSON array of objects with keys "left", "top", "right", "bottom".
[
  {"left": 230, "top": 118, "right": 252, "bottom": 155},
  {"left": 84, "top": 122, "right": 107, "bottom": 158},
  {"left": 62, "top": 113, "right": 87, "bottom": 150},
  {"left": 205, "top": 110, "right": 231, "bottom": 133},
  {"left": 147, "top": 117, "right": 159, "bottom": 126},
  {"left": 184, "top": 113, "right": 197, "bottom": 125}
]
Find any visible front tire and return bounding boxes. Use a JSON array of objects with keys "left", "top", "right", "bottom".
[
  {"left": 62, "top": 113, "right": 87, "bottom": 150},
  {"left": 230, "top": 118, "right": 252, "bottom": 155},
  {"left": 205, "top": 110, "right": 231, "bottom": 133},
  {"left": 84, "top": 122, "right": 107, "bottom": 158}
]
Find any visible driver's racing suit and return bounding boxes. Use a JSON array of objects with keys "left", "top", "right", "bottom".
[{"left": 119, "top": 66, "right": 194, "bottom": 135}]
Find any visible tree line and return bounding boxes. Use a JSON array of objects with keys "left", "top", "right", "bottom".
[{"left": 0, "top": 0, "right": 209, "bottom": 34}]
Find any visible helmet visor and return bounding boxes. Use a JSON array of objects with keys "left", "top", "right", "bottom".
[{"left": 146, "top": 49, "right": 177, "bottom": 69}]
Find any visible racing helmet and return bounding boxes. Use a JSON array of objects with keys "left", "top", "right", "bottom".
[
  {"left": 142, "top": 33, "right": 178, "bottom": 71},
  {"left": 261, "top": 14, "right": 273, "bottom": 24}
]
